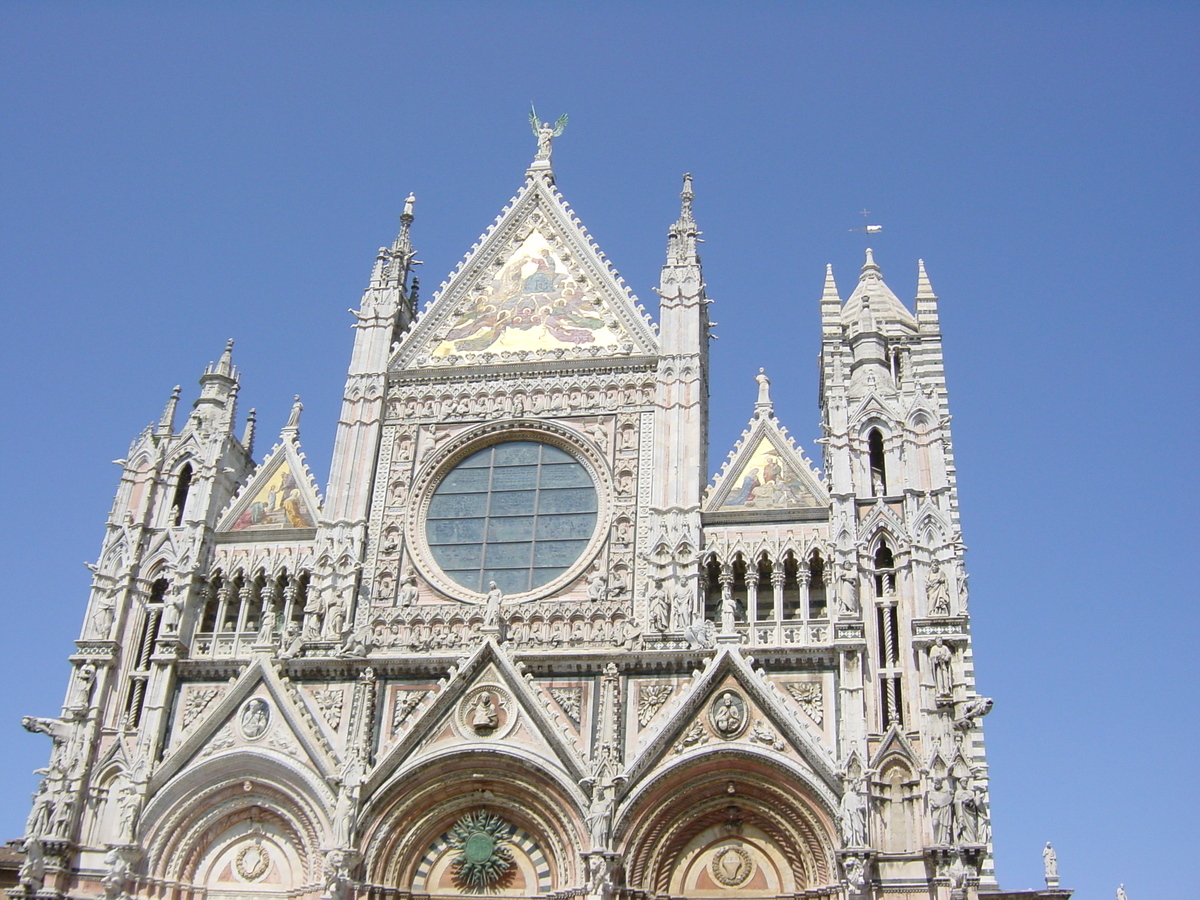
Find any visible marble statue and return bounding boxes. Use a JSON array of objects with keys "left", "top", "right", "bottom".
[
  {"left": 839, "top": 779, "right": 867, "bottom": 847},
  {"left": 647, "top": 579, "right": 669, "bottom": 632},
  {"left": 1043, "top": 842, "right": 1057, "bottom": 880},
  {"left": 837, "top": 561, "right": 860, "bottom": 617},
  {"left": 929, "top": 779, "right": 953, "bottom": 845},
  {"left": 927, "top": 561, "right": 951, "bottom": 616},
  {"left": 929, "top": 638, "right": 953, "bottom": 696},
  {"left": 483, "top": 582, "right": 503, "bottom": 627},
  {"left": 529, "top": 107, "right": 568, "bottom": 161}
]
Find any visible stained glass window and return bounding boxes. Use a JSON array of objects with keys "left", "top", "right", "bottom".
[{"left": 426, "top": 441, "right": 598, "bottom": 594}]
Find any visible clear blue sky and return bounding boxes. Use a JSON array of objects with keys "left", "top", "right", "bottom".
[{"left": 1, "top": 4, "right": 1195, "bottom": 897}]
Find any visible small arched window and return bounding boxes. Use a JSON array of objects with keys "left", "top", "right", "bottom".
[
  {"left": 874, "top": 540, "right": 896, "bottom": 597},
  {"left": 868, "top": 430, "right": 887, "bottom": 496},
  {"left": 170, "top": 463, "right": 193, "bottom": 526}
]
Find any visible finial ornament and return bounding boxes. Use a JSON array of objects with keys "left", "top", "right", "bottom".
[{"left": 529, "top": 106, "right": 568, "bottom": 163}]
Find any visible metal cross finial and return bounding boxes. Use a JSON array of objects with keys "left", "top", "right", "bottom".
[{"left": 849, "top": 209, "right": 883, "bottom": 246}]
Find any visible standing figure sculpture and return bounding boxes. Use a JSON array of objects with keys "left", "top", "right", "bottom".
[
  {"left": 929, "top": 778, "right": 954, "bottom": 845},
  {"left": 837, "top": 561, "right": 860, "bottom": 617},
  {"left": 647, "top": 579, "right": 669, "bottom": 633},
  {"left": 838, "top": 779, "right": 867, "bottom": 847},
  {"left": 483, "top": 582, "right": 504, "bottom": 628},
  {"left": 1043, "top": 843, "right": 1058, "bottom": 882},
  {"left": 529, "top": 107, "right": 568, "bottom": 162},
  {"left": 927, "top": 561, "right": 952, "bottom": 616},
  {"left": 929, "top": 638, "right": 954, "bottom": 696}
]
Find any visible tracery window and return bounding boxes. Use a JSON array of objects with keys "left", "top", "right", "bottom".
[{"left": 425, "top": 440, "right": 597, "bottom": 595}]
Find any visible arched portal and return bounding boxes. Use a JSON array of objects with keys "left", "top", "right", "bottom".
[
  {"left": 359, "top": 749, "right": 586, "bottom": 897},
  {"left": 619, "top": 750, "right": 840, "bottom": 898}
]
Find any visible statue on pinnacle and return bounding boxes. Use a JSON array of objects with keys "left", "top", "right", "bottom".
[{"left": 529, "top": 106, "right": 568, "bottom": 163}]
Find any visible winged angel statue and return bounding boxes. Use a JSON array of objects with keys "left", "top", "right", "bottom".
[{"left": 530, "top": 107, "right": 568, "bottom": 161}]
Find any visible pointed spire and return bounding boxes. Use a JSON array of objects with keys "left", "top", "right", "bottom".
[
  {"left": 666, "top": 173, "right": 701, "bottom": 266},
  {"left": 861, "top": 247, "right": 880, "bottom": 276},
  {"left": 916, "top": 259, "right": 936, "bottom": 298},
  {"left": 820, "top": 264, "right": 843, "bottom": 336},
  {"left": 242, "top": 408, "right": 257, "bottom": 456},
  {"left": 213, "top": 339, "right": 234, "bottom": 377},
  {"left": 822, "top": 264, "right": 841, "bottom": 302},
  {"left": 282, "top": 395, "right": 303, "bottom": 435},
  {"left": 915, "top": 258, "right": 940, "bottom": 331},
  {"left": 157, "top": 385, "right": 181, "bottom": 434}
]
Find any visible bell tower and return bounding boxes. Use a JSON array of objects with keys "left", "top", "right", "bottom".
[{"left": 820, "top": 249, "right": 995, "bottom": 892}]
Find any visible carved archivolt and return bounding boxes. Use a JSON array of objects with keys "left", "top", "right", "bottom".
[
  {"left": 619, "top": 752, "right": 838, "bottom": 895},
  {"left": 359, "top": 751, "right": 585, "bottom": 892}
]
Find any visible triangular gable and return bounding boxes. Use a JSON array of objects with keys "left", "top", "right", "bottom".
[
  {"left": 217, "top": 433, "right": 322, "bottom": 534},
  {"left": 848, "top": 391, "right": 901, "bottom": 430},
  {"left": 366, "top": 640, "right": 587, "bottom": 795},
  {"left": 621, "top": 648, "right": 840, "bottom": 797},
  {"left": 151, "top": 658, "right": 337, "bottom": 790},
  {"left": 392, "top": 171, "right": 658, "bottom": 370},
  {"left": 706, "top": 411, "right": 827, "bottom": 513}
]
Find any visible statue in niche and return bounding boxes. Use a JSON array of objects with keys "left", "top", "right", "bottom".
[
  {"left": 67, "top": 663, "right": 97, "bottom": 714},
  {"left": 1043, "top": 843, "right": 1057, "bottom": 881},
  {"left": 116, "top": 783, "right": 141, "bottom": 843},
  {"left": 324, "top": 594, "right": 348, "bottom": 641},
  {"left": 89, "top": 590, "right": 116, "bottom": 639},
  {"left": 471, "top": 693, "right": 499, "bottom": 732},
  {"left": 954, "top": 775, "right": 978, "bottom": 844},
  {"left": 929, "top": 638, "right": 954, "bottom": 696},
  {"left": 839, "top": 778, "right": 867, "bottom": 847},
  {"left": 672, "top": 587, "right": 693, "bottom": 631},
  {"left": 587, "top": 572, "right": 609, "bottom": 603},
  {"left": 256, "top": 602, "right": 279, "bottom": 644},
  {"left": 928, "top": 778, "right": 953, "bottom": 845},
  {"left": 586, "top": 786, "right": 612, "bottom": 851},
  {"left": 927, "top": 561, "right": 952, "bottom": 616},
  {"left": 331, "top": 751, "right": 363, "bottom": 848},
  {"left": 302, "top": 591, "right": 325, "bottom": 640},
  {"left": 837, "top": 561, "right": 860, "bottom": 617},
  {"left": 956, "top": 561, "right": 970, "bottom": 613},
  {"left": 647, "top": 579, "right": 669, "bottom": 633},
  {"left": 160, "top": 586, "right": 186, "bottom": 634},
  {"left": 397, "top": 570, "right": 418, "bottom": 607},
  {"left": 25, "top": 779, "right": 54, "bottom": 838},
  {"left": 483, "top": 582, "right": 504, "bottom": 628},
  {"left": 720, "top": 590, "right": 738, "bottom": 634}
]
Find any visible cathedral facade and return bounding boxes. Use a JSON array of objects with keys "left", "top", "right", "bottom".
[{"left": 16, "top": 130, "right": 1068, "bottom": 900}]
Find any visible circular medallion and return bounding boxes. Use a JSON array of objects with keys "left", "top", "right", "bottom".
[
  {"left": 455, "top": 685, "right": 517, "bottom": 740},
  {"left": 448, "top": 811, "right": 515, "bottom": 893},
  {"left": 465, "top": 832, "right": 496, "bottom": 864},
  {"left": 235, "top": 843, "right": 269, "bottom": 882},
  {"left": 709, "top": 690, "right": 748, "bottom": 739},
  {"left": 238, "top": 698, "right": 271, "bottom": 741},
  {"left": 711, "top": 845, "right": 753, "bottom": 887}
]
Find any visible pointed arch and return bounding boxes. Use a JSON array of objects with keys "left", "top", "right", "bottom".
[{"left": 170, "top": 461, "right": 194, "bottom": 526}]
